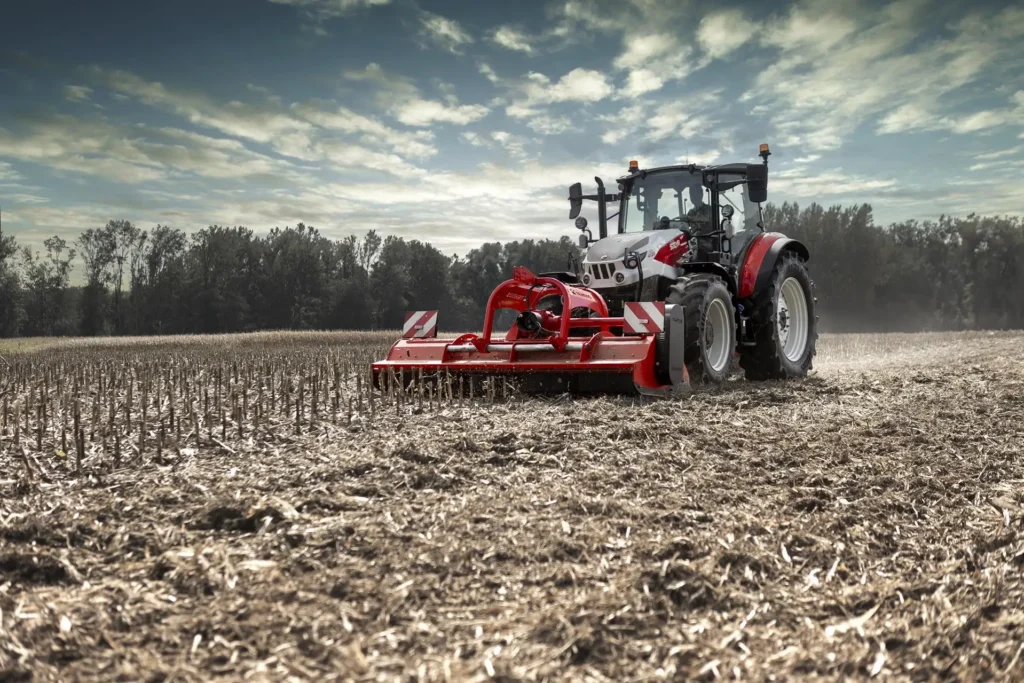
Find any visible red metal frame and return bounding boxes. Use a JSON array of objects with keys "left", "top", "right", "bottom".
[{"left": 371, "top": 266, "right": 675, "bottom": 393}]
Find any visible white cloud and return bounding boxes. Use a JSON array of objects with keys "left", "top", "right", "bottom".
[
  {"left": 0, "top": 113, "right": 312, "bottom": 185},
  {"left": 419, "top": 10, "right": 473, "bottom": 54},
  {"left": 622, "top": 69, "right": 663, "bottom": 98},
  {"left": 0, "top": 116, "right": 165, "bottom": 184},
  {"left": 557, "top": 68, "right": 614, "bottom": 102},
  {"left": 968, "top": 159, "right": 1024, "bottom": 171},
  {"left": 648, "top": 101, "right": 712, "bottom": 141},
  {"left": 877, "top": 103, "right": 934, "bottom": 135},
  {"left": 64, "top": 85, "right": 93, "bottom": 102},
  {"left": 771, "top": 168, "right": 898, "bottom": 198},
  {"left": 974, "top": 144, "right": 1023, "bottom": 161},
  {"left": 600, "top": 91, "right": 722, "bottom": 145},
  {"left": 748, "top": 1, "right": 1024, "bottom": 150},
  {"left": 880, "top": 91, "right": 1024, "bottom": 135},
  {"left": 697, "top": 10, "right": 759, "bottom": 59},
  {"left": 501, "top": 67, "right": 614, "bottom": 118},
  {"left": 676, "top": 150, "right": 721, "bottom": 166},
  {"left": 611, "top": 34, "right": 704, "bottom": 99},
  {"left": 87, "top": 66, "right": 313, "bottom": 149},
  {"left": 491, "top": 131, "right": 528, "bottom": 159},
  {"left": 612, "top": 33, "right": 676, "bottom": 70},
  {"left": 554, "top": 0, "right": 682, "bottom": 39},
  {"left": 478, "top": 63, "right": 501, "bottom": 85},
  {"left": 491, "top": 26, "right": 535, "bottom": 54},
  {"left": 761, "top": 0, "right": 858, "bottom": 51},
  {"left": 0, "top": 161, "right": 22, "bottom": 183},
  {"left": 390, "top": 98, "right": 489, "bottom": 127},
  {"left": 266, "top": 0, "right": 390, "bottom": 21},
  {"left": 948, "top": 110, "right": 1013, "bottom": 134},
  {"left": 344, "top": 62, "right": 490, "bottom": 127},
  {"left": 1, "top": 193, "right": 49, "bottom": 205},
  {"left": 6, "top": 158, "right": 633, "bottom": 259},
  {"left": 311, "top": 139, "right": 426, "bottom": 178},
  {"left": 526, "top": 114, "right": 572, "bottom": 135},
  {"left": 599, "top": 104, "right": 644, "bottom": 145},
  {"left": 81, "top": 65, "right": 449, "bottom": 177},
  {"left": 461, "top": 131, "right": 487, "bottom": 147},
  {"left": 343, "top": 62, "right": 420, "bottom": 100},
  {"left": 247, "top": 83, "right": 282, "bottom": 104},
  {"left": 291, "top": 102, "right": 437, "bottom": 157},
  {"left": 2, "top": 206, "right": 118, "bottom": 247}
]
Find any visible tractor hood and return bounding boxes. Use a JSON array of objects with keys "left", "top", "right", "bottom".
[
  {"left": 581, "top": 229, "right": 683, "bottom": 290},
  {"left": 585, "top": 230, "right": 681, "bottom": 262}
]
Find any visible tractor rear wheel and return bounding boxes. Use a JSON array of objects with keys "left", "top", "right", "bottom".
[
  {"left": 665, "top": 274, "right": 735, "bottom": 384},
  {"left": 739, "top": 252, "right": 818, "bottom": 380}
]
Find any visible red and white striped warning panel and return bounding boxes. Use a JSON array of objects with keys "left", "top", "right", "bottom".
[
  {"left": 403, "top": 310, "right": 438, "bottom": 338},
  {"left": 623, "top": 302, "right": 665, "bottom": 334}
]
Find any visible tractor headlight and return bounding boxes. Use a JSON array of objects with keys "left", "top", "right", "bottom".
[
  {"left": 582, "top": 273, "right": 591, "bottom": 285},
  {"left": 615, "top": 272, "right": 625, "bottom": 284}
]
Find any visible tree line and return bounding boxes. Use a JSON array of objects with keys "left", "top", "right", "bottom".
[{"left": 0, "top": 203, "right": 1021, "bottom": 338}]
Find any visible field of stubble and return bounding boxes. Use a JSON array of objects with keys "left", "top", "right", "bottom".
[{"left": 1, "top": 330, "right": 1023, "bottom": 682}]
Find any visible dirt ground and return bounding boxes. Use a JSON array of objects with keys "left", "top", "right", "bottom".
[{"left": 2, "top": 332, "right": 1023, "bottom": 681}]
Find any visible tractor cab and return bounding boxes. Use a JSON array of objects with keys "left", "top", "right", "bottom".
[{"left": 568, "top": 149, "right": 770, "bottom": 312}]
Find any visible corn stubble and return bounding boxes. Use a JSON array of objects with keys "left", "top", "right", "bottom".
[
  {"left": 1, "top": 330, "right": 1023, "bottom": 682},
  {"left": 0, "top": 331, "right": 519, "bottom": 478}
]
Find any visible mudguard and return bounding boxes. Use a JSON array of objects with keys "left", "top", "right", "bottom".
[{"left": 739, "top": 233, "right": 809, "bottom": 299}]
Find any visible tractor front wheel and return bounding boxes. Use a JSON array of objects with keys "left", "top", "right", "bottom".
[
  {"left": 666, "top": 274, "right": 736, "bottom": 384},
  {"left": 739, "top": 252, "right": 818, "bottom": 380}
]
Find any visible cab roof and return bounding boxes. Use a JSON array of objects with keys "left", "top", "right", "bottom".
[{"left": 616, "top": 162, "right": 754, "bottom": 184}]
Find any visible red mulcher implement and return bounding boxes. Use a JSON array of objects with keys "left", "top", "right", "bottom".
[
  {"left": 373, "top": 143, "right": 818, "bottom": 397},
  {"left": 371, "top": 266, "right": 689, "bottom": 396}
]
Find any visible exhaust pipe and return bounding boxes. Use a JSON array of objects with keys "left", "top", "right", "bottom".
[{"left": 595, "top": 176, "right": 608, "bottom": 240}]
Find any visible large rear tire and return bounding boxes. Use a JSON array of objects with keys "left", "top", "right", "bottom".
[
  {"left": 665, "top": 274, "right": 735, "bottom": 384},
  {"left": 739, "top": 252, "right": 818, "bottom": 380}
]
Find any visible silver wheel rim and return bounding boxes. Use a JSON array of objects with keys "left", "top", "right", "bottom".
[
  {"left": 778, "top": 277, "right": 809, "bottom": 363},
  {"left": 705, "top": 298, "right": 731, "bottom": 373}
]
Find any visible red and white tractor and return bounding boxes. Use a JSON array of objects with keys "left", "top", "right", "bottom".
[{"left": 373, "top": 144, "right": 817, "bottom": 396}]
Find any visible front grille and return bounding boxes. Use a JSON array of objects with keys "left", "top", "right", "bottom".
[{"left": 590, "top": 262, "right": 618, "bottom": 279}]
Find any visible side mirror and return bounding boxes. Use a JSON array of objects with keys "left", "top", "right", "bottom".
[
  {"left": 746, "top": 164, "right": 768, "bottom": 203},
  {"left": 569, "top": 182, "right": 583, "bottom": 219},
  {"left": 578, "top": 233, "right": 589, "bottom": 249}
]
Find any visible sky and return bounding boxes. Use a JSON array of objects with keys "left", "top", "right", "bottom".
[{"left": 1, "top": 0, "right": 1023, "bottom": 261}]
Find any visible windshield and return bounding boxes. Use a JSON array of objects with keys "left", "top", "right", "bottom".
[{"left": 621, "top": 170, "right": 710, "bottom": 233}]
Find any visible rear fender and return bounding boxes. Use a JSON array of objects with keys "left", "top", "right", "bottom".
[{"left": 739, "top": 233, "right": 809, "bottom": 299}]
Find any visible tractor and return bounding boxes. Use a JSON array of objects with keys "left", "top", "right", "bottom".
[
  {"left": 372, "top": 144, "right": 817, "bottom": 396},
  {"left": 564, "top": 143, "right": 817, "bottom": 384}
]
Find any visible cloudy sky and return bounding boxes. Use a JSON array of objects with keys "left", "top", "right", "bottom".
[{"left": 1, "top": 0, "right": 1022, "bottom": 259}]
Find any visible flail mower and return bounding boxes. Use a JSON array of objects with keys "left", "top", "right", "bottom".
[{"left": 372, "top": 144, "right": 818, "bottom": 396}]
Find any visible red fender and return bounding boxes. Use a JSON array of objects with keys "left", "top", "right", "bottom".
[
  {"left": 739, "top": 233, "right": 809, "bottom": 299},
  {"left": 739, "top": 233, "right": 781, "bottom": 298}
]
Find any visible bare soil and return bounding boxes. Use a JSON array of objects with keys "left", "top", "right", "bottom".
[{"left": 2, "top": 332, "right": 1023, "bottom": 681}]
